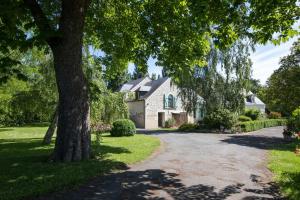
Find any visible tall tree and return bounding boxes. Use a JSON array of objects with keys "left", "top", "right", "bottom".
[
  {"left": 1, "top": 0, "right": 299, "bottom": 161},
  {"left": 264, "top": 39, "right": 300, "bottom": 115}
]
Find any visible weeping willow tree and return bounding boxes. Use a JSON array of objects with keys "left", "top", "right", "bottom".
[{"left": 177, "top": 40, "right": 252, "bottom": 115}]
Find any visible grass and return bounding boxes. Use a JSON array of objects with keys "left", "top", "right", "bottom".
[
  {"left": 0, "top": 127, "right": 160, "bottom": 200},
  {"left": 268, "top": 139, "right": 300, "bottom": 200}
]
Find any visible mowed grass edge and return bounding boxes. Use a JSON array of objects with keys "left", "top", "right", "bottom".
[{"left": 268, "top": 140, "right": 300, "bottom": 200}]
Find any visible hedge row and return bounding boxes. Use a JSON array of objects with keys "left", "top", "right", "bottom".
[{"left": 238, "top": 119, "right": 286, "bottom": 132}]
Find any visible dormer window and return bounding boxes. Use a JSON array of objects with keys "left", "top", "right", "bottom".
[{"left": 246, "top": 95, "right": 255, "bottom": 103}]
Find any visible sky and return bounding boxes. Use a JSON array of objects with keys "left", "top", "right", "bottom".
[
  {"left": 128, "top": 36, "right": 298, "bottom": 85},
  {"left": 250, "top": 36, "right": 298, "bottom": 84}
]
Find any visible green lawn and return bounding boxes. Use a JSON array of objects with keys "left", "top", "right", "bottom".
[
  {"left": 268, "top": 139, "right": 300, "bottom": 200},
  {"left": 0, "top": 127, "right": 160, "bottom": 200}
]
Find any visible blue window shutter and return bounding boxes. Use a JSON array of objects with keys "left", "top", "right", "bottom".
[
  {"left": 174, "top": 96, "right": 177, "bottom": 109},
  {"left": 163, "top": 94, "right": 166, "bottom": 109}
]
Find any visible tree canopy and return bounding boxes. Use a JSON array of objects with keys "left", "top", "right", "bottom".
[
  {"left": 264, "top": 38, "right": 300, "bottom": 116},
  {"left": 0, "top": 0, "right": 299, "bottom": 161}
]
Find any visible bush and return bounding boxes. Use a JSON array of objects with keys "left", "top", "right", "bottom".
[
  {"left": 244, "top": 108, "right": 261, "bottom": 120},
  {"left": 110, "top": 119, "right": 136, "bottom": 137},
  {"left": 164, "top": 118, "right": 176, "bottom": 128},
  {"left": 268, "top": 112, "right": 282, "bottom": 119},
  {"left": 238, "top": 119, "right": 286, "bottom": 132},
  {"left": 203, "top": 108, "right": 237, "bottom": 130},
  {"left": 178, "top": 123, "right": 199, "bottom": 131},
  {"left": 287, "top": 106, "right": 300, "bottom": 133},
  {"left": 238, "top": 115, "right": 252, "bottom": 122}
]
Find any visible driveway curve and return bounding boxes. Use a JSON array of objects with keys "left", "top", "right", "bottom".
[{"left": 38, "top": 126, "right": 288, "bottom": 200}]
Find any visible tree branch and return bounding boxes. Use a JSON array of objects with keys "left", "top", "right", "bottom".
[{"left": 23, "top": 0, "right": 55, "bottom": 43}]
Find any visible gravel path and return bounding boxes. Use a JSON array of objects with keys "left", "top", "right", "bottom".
[{"left": 37, "top": 126, "right": 288, "bottom": 200}]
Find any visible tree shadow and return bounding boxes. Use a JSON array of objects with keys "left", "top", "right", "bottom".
[
  {"left": 34, "top": 169, "right": 286, "bottom": 200},
  {"left": 0, "top": 128, "right": 14, "bottom": 132},
  {"left": 221, "top": 134, "right": 294, "bottom": 150}
]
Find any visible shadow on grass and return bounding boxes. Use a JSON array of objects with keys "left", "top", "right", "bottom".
[
  {"left": 34, "top": 170, "right": 286, "bottom": 200},
  {"left": 0, "top": 138, "right": 131, "bottom": 200},
  {"left": 0, "top": 128, "right": 14, "bottom": 132}
]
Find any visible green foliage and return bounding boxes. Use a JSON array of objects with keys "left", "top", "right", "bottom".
[
  {"left": 164, "top": 118, "right": 176, "bottom": 128},
  {"left": 0, "top": 127, "right": 160, "bottom": 200},
  {"left": 178, "top": 123, "right": 199, "bottom": 131},
  {"left": 244, "top": 109, "right": 261, "bottom": 120},
  {"left": 238, "top": 115, "right": 252, "bottom": 122},
  {"left": 238, "top": 119, "right": 286, "bottom": 132},
  {"left": 287, "top": 106, "right": 300, "bottom": 133},
  {"left": 203, "top": 108, "right": 237, "bottom": 130},
  {"left": 178, "top": 40, "right": 251, "bottom": 115},
  {"left": 268, "top": 112, "right": 282, "bottom": 119},
  {"left": 264, "top": 39, "right": 300, "bottom": 116},
  {"left": 110, "top": 119, "right": 136, "bottom": 137},
  {"left": 292, "top": 107, "right": 300, "bottom": 118}
]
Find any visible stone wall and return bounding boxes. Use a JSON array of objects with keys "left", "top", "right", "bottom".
[{"left": 145, "top": 78, "right": 194, "bottom": 129}]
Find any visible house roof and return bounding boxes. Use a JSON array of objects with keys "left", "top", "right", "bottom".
[{"left": 119, "top": 77, "right": 169, "bottom": 99}]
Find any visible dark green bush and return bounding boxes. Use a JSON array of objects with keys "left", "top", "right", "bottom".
[
  {"left": 203, "top": 108, "right": 237, "bottom": 130},
  {"left": 238, "top": 119, "right": 286, "bottom": 132},
  {"left": 165, "top": 118, "right": 176, "bottom": 128},
  {"left": 238, "top": 115, "right": 252, "bottom": 122},
  {"left": 268, "top": 112, "right": 282, "bottom": 119},
  {"left": 178, "top": 123, "right": 199, "bottom": 131},
  {"left": 110, "top": 119, "right": 136, "bottom": 137},
  {"left": 244, "top": 108, "right": 261, "bottom": 120}
]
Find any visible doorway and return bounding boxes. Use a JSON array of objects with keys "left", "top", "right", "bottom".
[{"left": 158, "top": 112, "right": 165, "bottom": 127}]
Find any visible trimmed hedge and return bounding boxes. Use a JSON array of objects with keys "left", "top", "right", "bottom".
[
  {"left": 178, "top": 123, "right": 199, "bottom": 131},
  {"left": 238, "top": 119, "right": 286, "bottom": 132},
  {"left": 110, "top": 119, "right": 136, "bottom": 137}
]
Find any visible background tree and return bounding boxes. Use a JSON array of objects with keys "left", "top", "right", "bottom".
[
  {"left": 264, "top": 39, "right": 300, "bottom": 116},
  {"left": 178, "top": 40, "right": 252, "bottom": 115},
  {"left": 1, "top": 0, "right": 299, "bottom": 161},
  {"left": 132, "top": 64, "right": 148, "bottom": 79}
]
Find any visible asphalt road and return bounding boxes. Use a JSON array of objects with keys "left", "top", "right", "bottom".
[{"left": 37, "top": 126, "right": 288, "bottom": 200}]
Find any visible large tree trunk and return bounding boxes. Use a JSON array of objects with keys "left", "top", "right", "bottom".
[
  {"left": 50, "top": 0, "right": 91, "bottom": 162},
  {"left": 42, "top": 107, "right": 58, "bottom": 145}
]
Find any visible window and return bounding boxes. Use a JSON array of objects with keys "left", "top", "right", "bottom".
[{"left": 168, "top": 94, "right": 174, "bottom": 108}]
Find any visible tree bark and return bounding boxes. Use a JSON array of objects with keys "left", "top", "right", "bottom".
[
  {"left": 42, "top": 107, "right": 58, "bottom": 145},
  {"left": 50, "top": 0, "right": 91, "bottom": 162},
  {"left": 24, "top": 0, "right": 91, "bottom": 162}
]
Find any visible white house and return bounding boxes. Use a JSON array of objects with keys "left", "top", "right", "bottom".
[
  {"left": 245, "top": 92, "right": 266, "bottom": 113},
  {"left": 119, "top": 77, "right": 204, "bottom": 129}
]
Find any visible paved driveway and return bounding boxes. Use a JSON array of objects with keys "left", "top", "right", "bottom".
[{"left": 39, "top": 126, "right": 288, "bottom": 200}]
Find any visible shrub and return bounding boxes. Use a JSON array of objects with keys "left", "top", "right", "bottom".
[
  {"left": 110, "top": 119, "right": 136, "bottom": 137},
  {"left": 238, "top": 115, "right": 252, "bottom": 122},
  {"left": 244, "top": 108, "right": 261, "bottom": 120},
  {"left": 238, "top": 119, "right": 286, "bottom": 132},
  {"left": 203, "top": 108, "right": 237, "bottom": 130},
  {"left": 268, "top": 112, "right": 282, "bottom": 119},
  {"left": 164, "top": 118, "right": 176, "bottom": 128},
  {"left": 178, "top": 123, "right": 199, "bottom": 131},
  {"left": 287, "top": 106, "right": 300, "bottom": 133}
]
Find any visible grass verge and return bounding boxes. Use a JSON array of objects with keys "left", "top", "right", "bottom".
[
  {"left": 0, "top": 127, "right": 160, "bottom": 200},
  {"left": 268, "top": 139, "right": 300, "bottom": 200}
]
